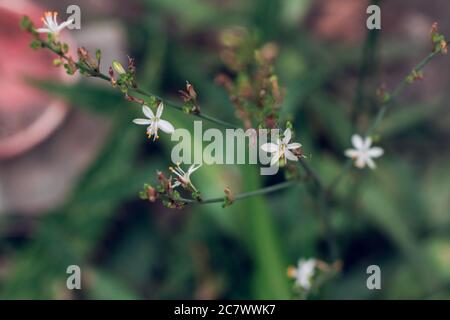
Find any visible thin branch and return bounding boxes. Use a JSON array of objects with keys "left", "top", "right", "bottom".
[
  {"left": 352, "top": 17, "right": 380, "bottom": 127},
  {"left": 179, "top": 180, "right": 301, "bottom": 205},
  {"left": 40, "top": 41, "right": 239, "bottom": 130},
  {"left": 132, "top": 87, "right": 239, "bottom": 129}
]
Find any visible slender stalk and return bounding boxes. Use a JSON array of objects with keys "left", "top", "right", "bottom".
[
  {"left": 328, "top": 44, "right": 449, "bottom": 193},
  {"left": 352, "top": 14, "right": 380, "bottom": 127},
  {"left": 40, "top": 41, "right": 239, "bottom": 130},
  {"left": 132, "top": 87, "right": 239, "bottom": 129},
  {"left": 317, "top": 192, "right": 338, "bottom": 261},
  {"left": 299, "top": 158, "right": 324, "bottom": 191},
  {"left": 179, "top": 180, "right": 300, "bottom": 204}
]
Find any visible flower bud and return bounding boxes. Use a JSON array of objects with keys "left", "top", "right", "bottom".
[
  {"left": 96, "top": 49, "right": 102, "bottom": 62},
  {"left": 146, "top": 186, "right": 158, "bottom": 202},
  {"left": 186, "top": 81, "right": 197, "bottom": 100},
  {"left": 112, "top": 60, "right": 126, "bottom": 75}
]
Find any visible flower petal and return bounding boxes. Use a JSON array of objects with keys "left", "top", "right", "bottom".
[
  {"left": 142, "top": 105, "right": 154, "bottom": 119},
  {"left": 366, "top": 157, "right": 376, "bottom": 169},
  {"left": 133, "top": 119, "right": 152, "bottom": 125},
  {"left": 57, "top": 19, "right": 74, "bottom": 31},
  {"left": 282, "top": 128, "right": 292, "bottom": 144},
  {"left": 351, "top": 134, "right": 364, "bottom": 149},
  {"left": 363, "top": 136, "right": 373, "bottom": 149},
  {"left": 45, "top": 13, "right": 54, "bottom": 27},
  {"left": 345, "top": 149, "right": 359, "bottom": 158},
  {"left": 147, "top": 122, "right": 158, "bottom": 136},
  {"left": 261, "top": 143, "right": 278, "bottom": 153},
  {"left": 158, "top": 119, "right": 175, "bottom": 134},
  {"left": 156, "top": 102, "right": 164, "bottom": 118},
  {"left": 35, "top": 28, "right": 52, "bottom": 33},
  {"left": 368, "top": 147, "right": 384, "bottom": 158},
  {"left": 285, "top": 149, "right": 298, "bottom": 161},
  {"left": 170, "top": 166, "right": 185, "bottom": 179},
  {"left": 172, "top": 181, "right": 181, "bottom": 188},
  {"left": 287, "top": 142, "right": 302, "bottom": 150},
  {"left": 355, "top": 156, "right": 366, "bottom": 169},
  {"left": 188, "top": 163, "right": 202, "bottom": 174},
  {"left": 270, "top": 151, "right": 281, "bottom": 166}
]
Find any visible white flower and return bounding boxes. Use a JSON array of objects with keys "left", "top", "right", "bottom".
[
  {"left": 169, "top": 163, "right": 202, "bottom": 191},
  {"left": 260, "top": 128, "right": 302, "bottom": 166},
  {"left": 133, "top": 103, "right": 175, "bottom": 140},
  {"left": 35, "top": 11, "right": 74, "bottom": 36},
  {"left": 288, "top": 258, "right": 317, "bottom": 290},
  {"left": 345, "top": 134, "right": 384, "bottom": 169}
]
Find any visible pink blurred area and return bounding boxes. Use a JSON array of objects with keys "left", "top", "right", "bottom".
[
  {"left": 0, "top": 0, "right": 75, "bottom": 159},
  {"left": 0, "top": 0, "right": 123, "bottom": 214}
]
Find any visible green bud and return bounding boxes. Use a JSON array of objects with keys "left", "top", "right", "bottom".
[
  {"left": 112, "top": 60, "right": 126, "bottom": 74},
  {"left": 182, "top": 105, "right": 191, "bottom": 114},
  {"left": 285, "top": 120, "right": 293, "bottom": 130},
  {"left": 30, "top": 40, "right": 42, "bottom": 50},
  {"left": 62, "top": 43, "right": 69, "bottom": 54},
  {"left": 148, "top": 96, "right": 158, "bottom": 108},
  {"left": 172, "top": 190, "right": 181, "bottom": 200},
  {"left": 53, "top": 59, "right": 63, "bottom": 67},
  {"left": 139, "top": 190, "right": 148, "bottom": 200},
  {"left": 96, "top": 49, "right": 102, "bottom": 62}
]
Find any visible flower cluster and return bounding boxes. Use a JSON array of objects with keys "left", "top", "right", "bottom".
[
  {"left": 215, "top": 29, "right": 283, "bottom": 130},
  {"left": 179, "top": 81, "right": 201, "bottom": 115},
  {"left": 109, "top": 57, "right": 137, "bottom": 92},
  {"left": 430, "top": 22, "right": 448, "bottom": 54},
  {"left": 139, "top": 163, "right": 202, "bottom": 209},
  {"left": 170, "top": 163, "right": 202, "bottom": 192}
]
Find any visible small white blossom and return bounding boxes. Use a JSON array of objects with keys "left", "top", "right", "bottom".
[
  {"left": 288, "top": 258, "right": 317, "bottom": 290},
  {"left": 170, "top": 163, "right": 202, "bottom": 192},
  {"left": 261, "top": 128, "right": 302, "bottom": 166},
  {"left": 345, "top": 134, "right": 384, "bottom": 169},
  {"left": 35, "top": 11, "right": 74, "bottom": 36},
  {"left": 133, "top": 103, "right": 175, "bottom": 140}
]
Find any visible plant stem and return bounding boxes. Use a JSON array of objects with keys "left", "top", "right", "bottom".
[
  {"left": 40, "top": 41, "right": 238, "bottom": 130},
  {"left": 352, "top": 16, "right": 380, "bottom": 127},
  {"left": 180, "top": 180, "right": 301, "bottom": 204},
  {"left": 317, "top": 192, "right": 339, "bottom": 261}
]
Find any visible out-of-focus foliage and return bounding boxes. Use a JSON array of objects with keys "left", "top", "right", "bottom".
[{"left": 1, "top": 0, "right": 449, "bottom": 299}]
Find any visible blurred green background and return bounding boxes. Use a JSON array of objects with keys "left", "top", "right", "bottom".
[{"left": 0, "top": 0, "right": 450, "bottom": 299}]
